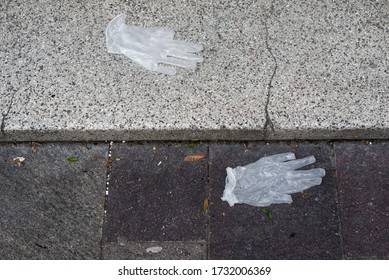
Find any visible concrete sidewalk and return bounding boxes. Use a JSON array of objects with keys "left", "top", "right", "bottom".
[
  {"left": 1, "top": 0, "right": 388, "bottom": 142},
  {"left": 1, "top": 140, "right": 388, "bottom": 259}
]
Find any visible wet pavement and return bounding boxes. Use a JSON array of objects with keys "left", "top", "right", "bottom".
[{"left": 0, "top": 141, "right": 388, "bottom": 259}]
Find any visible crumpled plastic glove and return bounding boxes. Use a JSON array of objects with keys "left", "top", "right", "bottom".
[
  {"left": 106, "top": 13, "right": 204, "bottom": 75},
  {"left": 221, "top": 153, "right": 326, "bottom": 207}
]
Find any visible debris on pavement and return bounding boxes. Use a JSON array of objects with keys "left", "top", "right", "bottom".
[
  {"left": 184, "top": 154, "right": 207, "bottom": 162},
  {"left": 106, "top": 13, "right": 204, "bottom": 75},
  {"left": 221, "top": 152, "right": 326, "bottom": 207},
  {"left": 146, "top": 246, "right": 163, "bottom": 253},
  {"left": 11, "top": 157, "right": 25, "bottom": 167}
]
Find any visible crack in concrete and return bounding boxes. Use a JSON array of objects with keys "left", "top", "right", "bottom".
[
  {"left": 1, "top": 88, "right": 16, "bottom": 134},
  {"left": 263, "top": 2, "right": 277, "bottom": 139}
]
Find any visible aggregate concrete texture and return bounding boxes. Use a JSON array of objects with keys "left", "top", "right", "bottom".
[{"left": 1, "top": 0, "right": 388, "bottom": 141}]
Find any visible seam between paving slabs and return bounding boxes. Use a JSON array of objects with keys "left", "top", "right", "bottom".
[
  {"left": 205, "top": 143, "right": 211, "bottom": 260},
  {"left": 331, "top": 142, "right": 347, "bottom": 259},
  {"left": 99, "top": 141, "right": 113, "bottom": 259},
  {"left": 262, "top": 1, "right": 277, "bottom": 140}
]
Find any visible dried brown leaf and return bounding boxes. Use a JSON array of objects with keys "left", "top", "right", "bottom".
[
  {"left": 106, "top": 158, "right": 113, "bottom": 170},
  {"left": 184, "top": 154, "right": 207, "bottom": 162},
  {"left": 203, "top": 197, "right": 209, "bottom": 212},
  {"left": 300, "top": 192, "right": 310, "bottom": 200}
]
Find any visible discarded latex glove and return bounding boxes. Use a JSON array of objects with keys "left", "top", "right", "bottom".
[
  {"left": 106, "top": 13, "right": 204, "bottom": 75},
  {"left": 221, "top": 153, "right": 326, "bottom": 207}
]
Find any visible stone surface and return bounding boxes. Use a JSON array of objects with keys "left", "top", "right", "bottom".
[
  {"left": 102, "top": 240, "right": 206, "bottom": 260},
  {"left": 1, "top": 0, "right": 387, "bottom": 141},
  {"left": 209, "top": 142, "right": 342, "bottom": 259},
  {"left": 1, "top": 140, "right": 388, "bottom": 260},
  {"left": 103, "top": 143, "right": 208, "bottom": 245},
  {"left": 266, "top": 0, "right": 389, "bottom": 139},
  {"left": 0, "top": 143, "right": 107, "bottom": 259},
  {"left": 334, "top": 142, "right": 389, "bottom": 259},
  {"left": 0, "top": 0, "right": 270, "bottom": 141}
]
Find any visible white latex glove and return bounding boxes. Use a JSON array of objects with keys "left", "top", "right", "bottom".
[
  {"left": 221, "top": 153, "right": 326, "bottom": 207},
  {"left": 106, "top": 13, "right": 204, "bottom": 75}
]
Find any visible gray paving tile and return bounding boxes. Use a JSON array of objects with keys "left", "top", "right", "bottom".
[
  {"left": 209, "top": 142, "right": 341, "bottom": 259},
  {"left": 334, "top": 142, "right": 389, "bottom": 259},
  {"left": 104, "top": 143, "right": 208, "bottom": 244},
  {"left": 103, "top": 240, "right": 206, "bottom": 260},
  {"left": 0, "top": 143, "right": 107, "bottom": 259}
]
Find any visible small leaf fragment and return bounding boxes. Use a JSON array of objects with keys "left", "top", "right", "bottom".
[
  {"left": 31, "top": 142, "right": 40, "bottom": 154},
  {"left": 289, "top": 141, "right": 298, "bottom": 148},
  {"left": 146, "top": 246, "right": 162, "bottom": 253},
  {"left": 188, "top": 140, "right": 200, "bottom": 149},
  {"left": 260, "top": 208, "right": 273, "bottom": 219},
  {"left": 184, "top": 154, "right": 207, "bottom": 162},
  {"left": 67, "top": 156, "right": 79, "bottom": 163},
  {"left": 203, "top": 197, "right": 209, "bottom": 212},
  {"left": 12, "top": 157, "right": 26, "bottom": 167},
  {"left": 106, "top": 158, "right": 113, "bottom": 170},
  {"left": 115, "top": 157, "right": 121, "bottom": 161},
  {"left": 300, "top": 192, "right": 310, "bottom": 200},
  {"left": 362, "top": 140, "right": 372, "bottom": 145}
]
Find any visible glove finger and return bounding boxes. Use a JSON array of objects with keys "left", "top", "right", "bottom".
[
  {"left": 282, "top": 155, "right": 316, "bottom": 170},
  {"left": 287, "top": 168, "right": 325, "bottom": 179},
  {"left": 160, "top": 57, "right": 197, "bottom": 69},
  {"left": 237, "top": 192, "right": 292, "bottom": 207},
  {"left": 285, "top": 177, "right": 323, "bottom": 193},
  {"left": 132, "top": 59, "right": 177, "bottom": 75},
  {"left": 265, "top": 192, "right": 293, "bottom": 205},
  {"left": 167, "top": 48, "right": 204, "bottom": 62},
  {"left": 262, "top": 152, "right": 296, "bottom": 163},
  {"left": 167, "top": 40, "right": 204, "bottom": 53}
]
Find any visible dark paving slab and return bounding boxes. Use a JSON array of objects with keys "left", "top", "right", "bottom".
[
  {"left": 209, "top": 142, "right": 342, "bottom": 259},
  {"left": 104, "top": 143, "right": 208, "bottom": 248},
  {"left": 103, "top": 240, "right": 206, "bottom": 260},
  {"left": 0, "top": 143, "right": 107, "bottom": 259},
  {"left": 334, "top": 142, "right": 389, "bottom": 259}
]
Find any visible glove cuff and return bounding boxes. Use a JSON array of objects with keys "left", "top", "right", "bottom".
[{"left": 221, "top": 167, "right": 240, "bottom": 206}]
